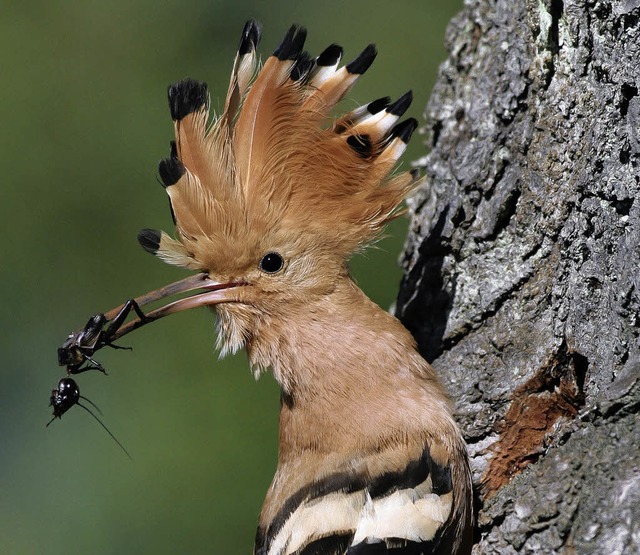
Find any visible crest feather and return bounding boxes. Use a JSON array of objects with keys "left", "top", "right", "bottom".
[
  {"left": 137, "top": 228, "right": 200, "bottom": 269},
  {"left": 223, "top": 19, "right": 262, "bottom": 133},
  {"left": 144, "top": 21, "right": 420, "bottom": 267},
  {"left": 233, "top": 24, "right": 308, "bottom": 190}
]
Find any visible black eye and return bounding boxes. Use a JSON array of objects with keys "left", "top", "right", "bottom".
[{"left": 260, "top": 252, "right": 284, "bottom": 273}]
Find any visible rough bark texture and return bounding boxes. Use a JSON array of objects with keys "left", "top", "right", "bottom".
[{"left": 395, "top": 1, "right": 640, "bottom": 553}]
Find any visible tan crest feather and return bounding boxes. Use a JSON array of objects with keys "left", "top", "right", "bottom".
[
  {"left": 142, "top": 20, "right": 421, "bottom": 267},
  {"left": 223, "top": 19, "right": 262, "bottom": 133}
]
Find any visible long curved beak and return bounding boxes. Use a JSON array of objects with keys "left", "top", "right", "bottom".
[{"left": 102, "top": 272, "right": 244, "bottom": 343}]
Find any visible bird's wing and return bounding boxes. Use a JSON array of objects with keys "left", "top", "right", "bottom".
[{"left": 255, "top": 445, "right": 469, "bottom": 555}]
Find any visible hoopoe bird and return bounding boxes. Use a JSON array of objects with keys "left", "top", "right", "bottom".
[{"left": 123, "top": 20, "right": 472, "bottom": 555}]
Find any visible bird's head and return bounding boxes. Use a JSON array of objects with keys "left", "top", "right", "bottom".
[{"left": 136, "top": 20, "right": 419, "bottom": 356}]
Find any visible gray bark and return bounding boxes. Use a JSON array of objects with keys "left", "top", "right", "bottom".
[{"left": 395, "top": 1, "right": 640, "bottom": 553}]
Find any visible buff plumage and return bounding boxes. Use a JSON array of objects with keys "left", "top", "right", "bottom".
[{"left": 137, "top": 20, "right": 472, "bottom": 555}]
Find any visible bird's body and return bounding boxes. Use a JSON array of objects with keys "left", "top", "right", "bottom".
[
  {"left": 137, "top": 20, "right": 472, "bottom": 554},
  {"left": 249, "top": 279, "right": 471, "bottom": 554}
]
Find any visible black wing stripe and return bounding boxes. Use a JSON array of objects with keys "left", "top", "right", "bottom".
[
  {"left": 430, "top": 462, "right": 452, "bottom": 496},
  {"left": 368, "top": 449, "right": 431, "bottom": 499},
  {"left": 293, "top": 533, "right": 353, "bottom": 555},
  {"left": 347, "top": 538, "right": 436, "bottom": 554}
]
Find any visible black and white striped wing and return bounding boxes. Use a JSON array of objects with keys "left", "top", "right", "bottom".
[{"left": 255, "top": 448, "right": 457, "bottom": 555}]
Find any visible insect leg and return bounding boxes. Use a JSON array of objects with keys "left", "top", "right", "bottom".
[
  {"left": 100, "top": 299, "right": 151, "bottom": 350},
  {"left": 104, "top": 299, "right": 148, "bottom": 338},
  {"left": 67, "top": 355, "right": 107, "bottom": 375}
]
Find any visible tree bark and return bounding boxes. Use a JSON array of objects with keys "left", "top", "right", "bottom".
[{"left": 395, "top": 1, "right": 640, "bottom": 553}]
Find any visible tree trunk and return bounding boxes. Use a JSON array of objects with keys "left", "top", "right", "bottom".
[{"left": 395, "top": 1, "right": 640, "bottom": 553}]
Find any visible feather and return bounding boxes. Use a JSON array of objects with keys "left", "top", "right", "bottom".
[
  {"left": 222, "top": 19, "right": 262, "bottom": 133},
  {"left": 233, "top": 25, "right": 307, "bottom": 189},
  {"left": 332, "top": 96, "right": 391, "bottom": 134},
  {"left": 345, "top": 91, "right": 414, "bottom": 142},
  {"left": 309, "top": 43, "right": 343, "bottom": 87},
  {"left": 168, "top": 79, "right": 210, "bottom": 176},
  {"left": 137, "top": 228, "right": 200, "bottom": 269},
  {"left": 256, "top": 444, "right": 462, "bottom": 555},
  {"left": 303, "top": 44, "right": 377, "bottom": 113}
]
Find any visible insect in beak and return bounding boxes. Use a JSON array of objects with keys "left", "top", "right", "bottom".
[
  {"left": 102, "top": 272, "right": 246, "bottom": 342},
  {"left": 51, "top": 273, "right": 244, "bottom": 453},
  {"left": 47, "top": 377, "right": 132, "bottom": 460},
  {"left": 57, "top": 272, "right": 245, "bottom": 375}
]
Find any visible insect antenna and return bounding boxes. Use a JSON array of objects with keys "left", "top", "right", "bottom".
[
  {"left": 76, "top": 400, "right": 133, "bottom": 461},
  {"left": 78, "top": 394, "right": 103, "bottom": 416}
]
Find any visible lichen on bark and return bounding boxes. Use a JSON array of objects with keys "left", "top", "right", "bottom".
[{"left": 396, "top": 1, "right": 640, "bottom": 553}]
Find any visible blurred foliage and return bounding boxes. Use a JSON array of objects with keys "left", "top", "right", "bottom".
[{"left": 0, "top": 1, "right": 460, "bottom": 553}]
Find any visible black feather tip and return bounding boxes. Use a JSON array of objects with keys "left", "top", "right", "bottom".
[
  {"left": 137, "top": 229, "right": 161, "bottom": 255},
  {"left": 317, "top": 43, "right": 343, "bottom": 67},
  {"left": 167, "top": 79, "right": 209, "bottom": 121},
  {"left": 347, "top": 134, "right": 373, "bottom": 158},
  {"left": 158, "top": 156, "right": 186, "bottom": 188},
  {"left": 238, "top": 19, "right": 262, "bottom": 55},
  {"left": 346, "top": 44, "right": 377, "bottom": 75},
  {"left": 390, "top": 118, "right": 418, "bottom": 144},
  {"left": 367, "top": 96, "right": 391, "bottom": 115},
  {"left": 387, "top": 90, "right": 413, "bottom": 117},
  {"left": 273, "top": 25, "right": 307, "bottom": 61},
  {"left": 291, "top": 52, "right": 314, "bottom": 82}
]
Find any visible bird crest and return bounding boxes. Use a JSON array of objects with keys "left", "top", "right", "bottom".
[{"left": 139, "top": 20, "right": 419, "bottom": 274}]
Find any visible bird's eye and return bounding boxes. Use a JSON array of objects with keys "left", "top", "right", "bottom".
[{"left": 259, "top": 252, "right": 284, "bottom": 274}]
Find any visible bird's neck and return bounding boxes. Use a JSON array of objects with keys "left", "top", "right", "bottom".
[
  {"left": 246, "top": 277, "right": 418, "bottom": 392},
  {"left": 248, "top": 277, "right": 466, "bottom": 540},
  {"left": 244, "top": 276, "right": 456, "bottom": 452}
]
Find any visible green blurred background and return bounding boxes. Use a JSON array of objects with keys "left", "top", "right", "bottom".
[{"left": 1, "top": 1, "right": 460, "bottom": 553}]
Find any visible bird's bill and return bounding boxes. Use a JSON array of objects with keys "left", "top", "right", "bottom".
[{"left": 103, "top": 272, "right": 244, "bottom": 343}]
